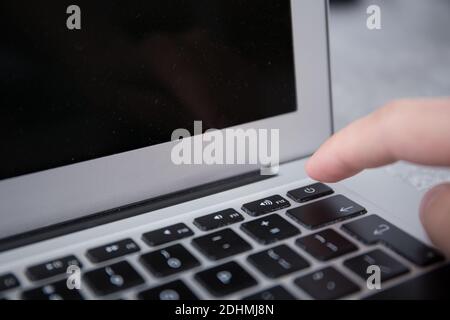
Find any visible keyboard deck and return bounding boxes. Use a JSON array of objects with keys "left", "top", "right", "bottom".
[{"left": 0, "top": 182, "right": 447, "bottom": 300}]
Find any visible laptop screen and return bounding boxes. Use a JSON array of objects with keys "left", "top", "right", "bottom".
[{"left": 0, "top": 0, "right": 296, "bottom": 180}]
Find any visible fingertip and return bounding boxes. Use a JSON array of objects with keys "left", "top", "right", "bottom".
[
  {"left": 419, "top": 183, "right": 450, "bottom": 257},
  {"left": 305, "top": 152, "right": 342, "bottom": 183}
]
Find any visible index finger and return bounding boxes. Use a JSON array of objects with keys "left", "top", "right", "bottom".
[{"left": 305, "top": 98, "right": 450, "bottom": 182}]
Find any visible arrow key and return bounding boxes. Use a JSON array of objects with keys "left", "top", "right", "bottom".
[{"left": 286, "top": 195, "right": 366, "bottom": 229}]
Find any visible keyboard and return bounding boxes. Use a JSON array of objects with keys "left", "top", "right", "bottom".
[{"left": 0, "top": 182, "right": 447, "bottom": 300}]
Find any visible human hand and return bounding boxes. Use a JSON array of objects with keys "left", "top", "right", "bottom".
[{"left": 306, "top": 98, "right": 450, "bottom": 256}]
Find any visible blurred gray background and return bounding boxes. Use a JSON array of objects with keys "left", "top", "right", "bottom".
[
  {"left": 330, "top": 0, "right": 450, "bottom": 129},
  {"left": 329, "top": 0, "right": 450, "bottom": 191}
]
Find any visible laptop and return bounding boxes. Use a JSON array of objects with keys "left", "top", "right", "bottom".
[{"left": 0, "top": 0, "right": 448, "bottom": 300}]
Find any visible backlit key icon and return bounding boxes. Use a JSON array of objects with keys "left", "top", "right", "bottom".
[
  {"left": 217, "top": 271, "right": 232, "bottom": 284},
  {"left": 105, "top": 267, "right": 124, "bottom": 287},
  {"left": 270, "top": 228, "right": 281, "bottom": 234},
  {"left": 161, "top": 250, "right": 182, "bottom": 269}
]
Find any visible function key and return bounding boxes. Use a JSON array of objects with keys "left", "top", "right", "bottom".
[
  {"left": 342, "top": 215, "right": 444, "bottom": 267},
  {"left": 287, "top": 195, "right": 366, "bottom": 229},
  {"left": 87, "top": 238, "right": 140, "bottom": 263},
  {"left": 142, "top": 223, "right": 194, "bottom": 247},
  {"left": 138, "top": 280, "right": 198, "bottom": 300},
  {"left": 296, "top": 229, "right": 357, "bottom": 261},
  {"left": 240, "top": 214, "right": 300, "bottom": 245},
  {"left": 0, "top": 273, "right": 20, "bottom": 293},
  {"left": 287, "top": 183, "right": 334, "bottom": 203},
  {"left": 194, "top": 209, "right": 244, "bottom": 231},
  {"left": 344, "top": 249, "right": 409, "bottom": 283},
  {"left": 84, "top": 261, "right": 144, "bottom": 296},
  {"left": 244, "top": 286, "right": 296, "bottom": 300},
  {"left": 26, "top": 255, "right": 82, "bottom": 282},
  {"left": 242, "top": 195, "right": 290, "bottom": 217},
  {"left": 192, "top": 228, "right": 252, "bottom": 261},
  {"left": 22, "top": 280, "right": 84, "bottom": 300},
  {"left": 140, "top": 244, "right": 200, "bottom": 278},
  {"left": 248, "top": 244, "right": 310, "bottom": 278},
  {"left": 195, "top": 261, "right": 257, "bottom": 297},
  {"left": 294, "top": 267, "right": 360, "bottom": 300}
]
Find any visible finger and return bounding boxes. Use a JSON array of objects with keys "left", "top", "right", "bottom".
[
  {"left": 420, "top": 183, "right": 450, "bottom": 257},
  {"left": 306, "top": 98, "right": 450, "bottom": 182}
]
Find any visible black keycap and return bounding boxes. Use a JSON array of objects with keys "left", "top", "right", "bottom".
[
  {"left": 192, "top": 228, "right": 252, "bottom": 260},
  {"left": 296, "top": 229, "right": 357, "bottom": 261},
  {"left": 286, "top": 195, "right": 366, "bottom": 229},
  {"left": 240, "top": 214, "right": 300, "bottom": 245},
  {"left": 366, "top": 264, "right": 450, "bottom": 299},
  {"left": 194, "top": 209, "right": 244, "bottom": 231},
  {"left": 295, "top": 267, "right": 360, "bottom": 300},
  {"left": 0, "top": 273, "right": 20, "bottom": 293},
  {"left": 87, "top": 238, "right": 140, "bottom": 263},
  {"left": 26, "top": 255, "right": 82, "bottom": 282},
  {"left": 342, "top": 215, "right": 444, "bottom": 267},
  {"left": 242, "top": 195, "right": 290, "bottom": 217},
  {"left": 344, "top": 249, "right": 409, "bottom": 282},
  {"left": 142, "top": 223, "right": 194, "bottom": 247},
  {"left": 195, "top": 261, "right": 257, "bottom": 297},
  {"left": 140, "top": 244, "right": 200, "bottom": 277},
  {"left": 84, "top": 261, "right": 144, "bottom": 296},
  {"left": 248, "top": 245, "right": 310, "bottom": 278},
  {"left": 138, "top": 280, "right": 198, "bottom": 300},
  {"left": 287, "top": 183, "right": 334, "bottom": 203},
  {"left": 244, "top": 286, "right": 296, "bottom": 300},
  {"left": 22, "top": 280, "right": 84, "bottom": 300}
]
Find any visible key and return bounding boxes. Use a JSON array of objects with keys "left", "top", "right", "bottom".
[
  {"left": 287, "top": 183, "right": 334, "bottom": 203},
  {"left": 142, "top": 223, "right": 194, "bottom": 247},
  {"left": 0, "top": 273, "right": 20, "bottom": 293},
  {"left": 296, "top": 229, "right": 357, "bottom": 261},
  {"left": 194, "top": 209, "right": 244, "bottom": 231},
  {"left": 244, "top": 286, "right": 296, "bottom": 300},
  {"left": 140, "top": 244, "right": 200, "bottom": 277},
  {"left": 138, "top": 280, "right": 198, "bottom": 300},
  {"left": 192, "top": 228, "right": 252, "bottom": 260},
  {"left": 26, "top": 255, "right": 82, "bottom": 282},
  {"left": 242, "top": 195, "right": 290, "bottom": 217},
  {"left": 22, "top": 280, "right": 84, "bottom": 300},
  {"left": 195, "top": 261, "right": 257, "bottom": 297},
  {"left": 240, "top": 214, "right": 300, "bottom": 245},
  {"left": 87, "top": 238, "right": 140, "bottom": 263},
  {"left": 342, "top": 215, "right": 444, "bottom": 267},
  {"left": 248, "top": 245, "right": 310, "bottom": 278},
  {"left": 286, "top": 195, "right": 366, "bottom": 229},
  {"left": 294, "top": 267, "right": 360, "bottom": 300},
  {"left": 366, "top": 264, "right": 450, "bottom": 299},
  {"left": 84, "top": 261, "right": 144, "bottom": 296},
  {"left": 344, "top": 249, "right": 409, "bottom": 282}
]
